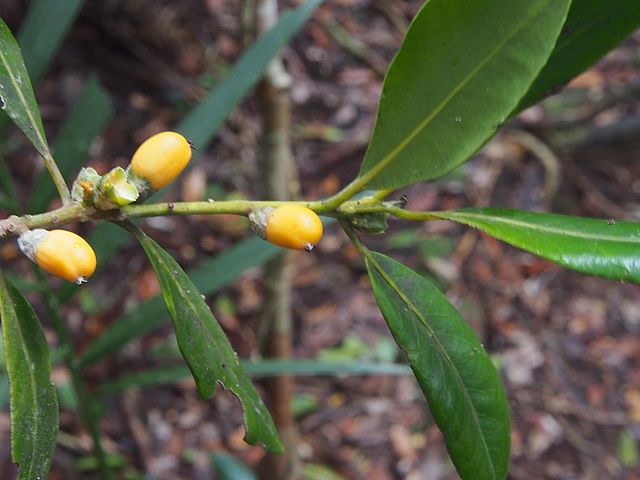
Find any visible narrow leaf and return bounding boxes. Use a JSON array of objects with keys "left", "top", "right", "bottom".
[
  {"left": 178, "top": 0, "right": 322, "bottom": 152},
  {"left": 134, "top": 229, "right": 282, "bottom": 452},
  {"left": 0, "top": 152, "right": 19, "bottom": 211},
  {"left": 432, "top": 208, "right": 640, "bottom": 284},
  {"left": 517, "top": 0, "right": 640, "bottom": 111},
  {"left": 302, "top": 464, "right": 347, "bottom": 480},
  {"left": 0, "top": 271, "right": 58, "bottom": 480},
  {"left": 80, "top": 234, "right": 280, "bottom": 366},
  {"left": 212, "top": 452, "right": 257, "bottom": 480},
  {"left": 98, "top": 360, "right": 411, "bottom": 398},
  {"left": 0, "top": 0, "right": 86, "bottom": 135},
  {"left": 28, "top": 76, "right": 111, "bottom": 213},
  {"left": 0, "top": 374, "right": 8, "bottom": 409},
  {"left": 17, "top": 0, "right": 86, "bottom": 85},
  {"left": 366, "top": 253, "right": 510, "bottom": 480},
  {"left": 357, "top": 0, "right": 570, "bottom": 190},
  {"left": 0, "top": 18, "right": 50, "bottom": 157}
]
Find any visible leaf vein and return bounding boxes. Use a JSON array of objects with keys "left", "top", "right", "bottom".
[
  {"left": 367, "top": 255, "right": 496, "bottom": 477},
  {"left": 360, "top": 1, "right": 550, "bottom": 187}
]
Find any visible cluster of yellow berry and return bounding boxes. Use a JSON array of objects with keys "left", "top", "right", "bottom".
[{"left": 17, "top": 132, "right": 323, "bottom": 283}]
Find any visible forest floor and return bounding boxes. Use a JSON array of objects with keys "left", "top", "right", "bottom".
[{"left": 1, "top": 1, "right": 640, "bottom": 479}]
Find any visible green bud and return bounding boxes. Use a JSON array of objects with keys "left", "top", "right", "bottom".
[
  {"left": 94, "top": 166, "right": 140, "bottom": 210},
  {"left": 71, "top": 167, "right": 102, "bottom": 205},
  {"left": 349, "top": 212, "right": 389, "bottom": 234}
]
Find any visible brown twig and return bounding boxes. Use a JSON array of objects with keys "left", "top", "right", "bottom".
[{"left": 255, "top": 1, "right": 299, "bottom": 478}]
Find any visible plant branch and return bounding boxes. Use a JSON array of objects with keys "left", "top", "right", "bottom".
[
  {"left": 340, "top": 219, "right": 374, "bottom": 260},
  {"left": 0, "top": 197, "right": 447, "bottom": 240},
  {"left": 43, "top": 152, "right": 72, "bottom": 205}
]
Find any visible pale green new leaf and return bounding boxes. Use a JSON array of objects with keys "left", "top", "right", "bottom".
[
  {"left": 357, "top": 0, "right": 570, "bottom": 190},
  {"left": 0, "top": 271, "right": 58, "bottom": 480},
  {"left": 366, "top": 253, "right": 510, "bottom": 480},
  {"left": 432, "top": 208, "right": 640, "bottom": 284},
  {"left": 0, "top": 18, "right": 50, "bottom": 157}
]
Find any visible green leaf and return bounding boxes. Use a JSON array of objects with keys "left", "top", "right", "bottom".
[
  {"left": 0, "top": 271, "right": 59, "bottom": 480},
  {"left": 0, "top": 18, "right": 50, "bottom": 158},
  {"left": 73, "top": 452, "right": 127, "bottom": 472},
  {"left": 211, "top": 453, "right": 256, "bottom": 480},
  {"left": 17, "top": 0, "right": 86, "bottom": 85},
  {"left": 366, "top": 252, "right": 510, "bottom": 480},
  {"left": 245, "top": 359, "right": 411, "bottom": 377},
  {"left": 80, "top": 234, "right": 280, "bottom": 366},
  {"left": 356, "top": 0, "right": 570, "bottom": 190},
  {"left": 432, "top": 208, "right": 640, "bottom": 284},
  {"left": 0, "top": 152, "right": 18, "bottom": 211},
  {"left": 0, "top": 374, "right": 8, "bottom": 409},
  {"left": 617, "top": 428, "right": 639, "bottom": 468},
  {"left": 28, "top": 76, "right": 111, "bottom": 213},
  {"left": 134, "top": 229, "right": 282, "bottom": 452},
  {"left": 56, "top": 382, "right": 78, "bottom": 410},
  {"left": 98, "top": 360, "right": 411, "bottom": 398},
  {"left": 178, "top": 0, "right": 322, "bottom": 152},
  {"left": 517, "top": 0, "right": 640, "bottom": 111},
  {"left": 302, "top": 464, "right": 347, "bottom": 480}
]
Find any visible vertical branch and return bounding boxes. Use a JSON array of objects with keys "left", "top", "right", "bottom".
[{"left": 255, "top": 1, "right": 299, "bottom": 478}]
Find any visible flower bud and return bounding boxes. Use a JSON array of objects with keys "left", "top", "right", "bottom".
[{"left": 18, "top": 229, "right": 97, "bottom": 284}]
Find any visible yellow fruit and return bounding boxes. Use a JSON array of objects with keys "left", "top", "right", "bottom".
[
  {"left": 130, "top": 131, "right": 192, "bottom": 190},
  {"left": 264, "top": 205, "right": 323, "bottom": 251},
  {"left": 33, "top": 230, "right": 96, "bottom": 284}
]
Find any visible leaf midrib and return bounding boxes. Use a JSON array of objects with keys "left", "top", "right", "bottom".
[
  {"left": 442, "top": 211, "right": 640, "bottom": 244},
  {"left": 367, "top": 254, "right": 496, "bottom": 478},
  {"left": 0, "top": 277, "right": 40, "bottom": 479},
  {"left": 143, "top": 239, "right": 217, "bottom": 371},
  {"left": 552, "top": 2, "right": 630, "bottom": 54},
  {"left": 360, "top": 0, "right": 550, "bottom": 187},
  {"left": 0, "top": 31, "right": 48, "bottom": 155},
  {"left": 141, "top": 236, "right": 280, "bottom": 448}
]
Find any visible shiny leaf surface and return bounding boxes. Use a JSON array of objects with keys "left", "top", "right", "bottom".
[
  {"left": 0, "top": 18, "right": 50, "bottom": 157},
  {"left": 433, "top": 208, "right": 640, "bottom": 284},
  {"left": 517, "top": 0, "right": 640, "bottom": 110},
  {"left": 357, "top": 0, "right": 570, "bottom": 189},
  {"left": 135, "top": 230, "right": 282, "bottom": 452},
  {"left": 366, "top": 253, "right": 510, "bottom": 480},
  {"left": 0, "top": 272, "right": 58, "bottom": 480}
]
